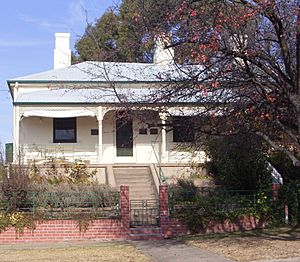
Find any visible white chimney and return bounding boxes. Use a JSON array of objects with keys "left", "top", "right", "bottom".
[
  {"left": 54, "top": 33, "right": 71, "bottom": 69},
  {"left": 153, "top": 35, "right": 174, "bottom": 65}
]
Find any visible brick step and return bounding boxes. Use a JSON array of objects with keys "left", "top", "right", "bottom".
[
  {"left": 129, "top": 227, "right": 163, "bottom": 241},
  {"left": 130, "top": 227, "right": 162, "bottom": 234},
  {"left": 129, "top": 234, "right": 164, "bottom": 241}
]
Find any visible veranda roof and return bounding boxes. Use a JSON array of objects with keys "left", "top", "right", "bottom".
[{"left": 15, "top": 88, "right": 154, "bottom": 104}]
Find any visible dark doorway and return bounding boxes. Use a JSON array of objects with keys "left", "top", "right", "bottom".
[{"left": 116, "top": 113, "right": 133, "bottom": 157}]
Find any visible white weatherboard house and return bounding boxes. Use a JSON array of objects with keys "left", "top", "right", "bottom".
[{"left": 8, "top": 33, "right": 207, "bottom": 187}]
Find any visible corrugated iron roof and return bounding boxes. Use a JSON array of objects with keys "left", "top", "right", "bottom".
[{"left": 9, "top": 61, "right": 199, "bottom": 83}]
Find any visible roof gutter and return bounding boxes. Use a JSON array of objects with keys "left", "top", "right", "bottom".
[
  {"left": 13, "top": 101, "right": 214, "bottom": 107},
  {"left": 6, "top": 79, "right": 176, "bottom": 99},
  {"left": 6, "top": 79, "right": 175, "bottom": 85},
  {"left": 7, "top": 80, "right": 14, "bottom": 99}
]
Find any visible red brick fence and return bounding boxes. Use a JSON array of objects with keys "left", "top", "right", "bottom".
[{"left": 0, "top": 185, "right": 265, "bottom": 243}]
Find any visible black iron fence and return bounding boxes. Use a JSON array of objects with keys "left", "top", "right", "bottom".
[
  {"left": 169, "top": 187, "right": 268, "bottom": 216},
  {"left": 1, "top": 191, "right": 120, "bottom": 220},
  {"left": 130, "top": 199, "right": 159, "bottom": 227}
]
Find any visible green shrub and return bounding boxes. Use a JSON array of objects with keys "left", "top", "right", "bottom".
[
  {"left": 269, "top": 152, "right": 300, "bottom": 224},
  {"left": 205, "top": 133, "right": 271, "bottom": 190},
  {"left": 30, "top": 182, "right": 118, "bottom": 209},
  {"left": 170, "top": 178, "right": 198, "bottom": 202},
  {"left": 64, "top": 160, "right": 97, "bottom": 184},
  {"left": 0, "top": 165, "right": 33, "bottom": 211},
  {"left": 170, "top": 178, "right": 267, "bottom": 232}
]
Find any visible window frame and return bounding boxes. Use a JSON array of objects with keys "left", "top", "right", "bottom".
[{"left": 53, "top": 117, "right": 77, "bottom": 143}]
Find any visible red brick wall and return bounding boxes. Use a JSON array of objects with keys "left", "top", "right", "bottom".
[
  {"left": 0, "top": 185, "right": 266, "bottom": 243},
  {"left": 202, "top": 216, "right": 266, "bottom": 234},
  {"left": 120, "top": 185, "right": 130, "bottom": 228},
  {"left": 159, "top": 185, "right": 188, "bottom": 238},
  {"left": 272, "top": 183, "right": 281, "bottom": 201},
  {"left": 159, "top": 185, "right": 266, "bottom": 237},
  {"left": 0, "top": 219, "right": 129, "bottom": 243},
  {"left": 0, "top": 186, "right": 131, "bottom": 243}
]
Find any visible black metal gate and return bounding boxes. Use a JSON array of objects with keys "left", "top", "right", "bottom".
[{"left": 130, "top": 199, "right": 159, "bottom": 227}]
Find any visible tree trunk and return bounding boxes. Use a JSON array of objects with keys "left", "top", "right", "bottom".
[
  {"left": 298, "top": 110, "right": 300, "bottom": 135},
  {"left": 297, "top": 183, "right": 300, "bottom": 225}
]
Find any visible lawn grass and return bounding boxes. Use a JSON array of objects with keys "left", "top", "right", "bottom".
[
  {"left": 181, "top": 226, "right": 300, "bottom": 262},
  {"left": 0, "top": 241, "right": 151, "bottom": 262}
]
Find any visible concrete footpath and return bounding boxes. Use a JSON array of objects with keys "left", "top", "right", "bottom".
[
  {"left": 132, "top": 239, "right": 233, "bottom": 262},
  {"left": 132, "top": 240, "right": 300, "bottom": 262},
  {"left": 256, "top": 259, "right": 300, "bottom": 262}
]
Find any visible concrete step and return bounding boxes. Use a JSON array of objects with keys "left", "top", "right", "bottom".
[
  {"left": 113, "top": 168, "right": 150, "bottom": 176},
  {"left": 130, "top": 193, "right": 157, "bottom": 198},
  {"left": 130, "top": 196, "right": 157, "bottom": 200},
  {"left": 124, "top": 189, "right": 155, "bottom": 195},
  {"left": 116, "top": 177, "right": 153, "bottom": 183},
  {"left": 114, "top": 174, "right": 151, "bottom": 180},
  {"left": 115, "top": 178, "right": 153, "bottom": 183},
  {"left": 116, "top": 183, "right": 153, "bottom": 188},
  {"left": 113, "top": 165, "right": 157, "bottom": 200},
  {"left": 114, "top": 173, "right": 151, "bottom": 178},
  {"left": 130, "top": 195, "right": 156, "bottom": 200},
  {"left": 130, "top": 189, "right": 156, "bottom": 194},
  {"left": 130, "top": 191, "right": 156, "bottom": 194},
  {"left": 115, "top": 181, "right": 154, "bottom": 186}
]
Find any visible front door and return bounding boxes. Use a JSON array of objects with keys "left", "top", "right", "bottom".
[{"left": 116, "top": 113, "right": 134, "bottom": 161}]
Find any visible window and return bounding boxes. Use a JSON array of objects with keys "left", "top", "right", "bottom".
[
  {"left": 150, "top": 128, "right": 158, "bottom": 135},
  {"left": 91, "top": 129, "right": 99, "bottom": 135},
  {"left": 53, "top": 118, "right": 77, "bottom": 143},
  {"left": 173, "top": 116, "right": 194, "bottom": 142},
  {"left": 139, "top": 128, "right": 148, "bottom": 135}
]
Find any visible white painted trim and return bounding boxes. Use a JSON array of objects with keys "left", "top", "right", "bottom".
[
  {"left": 159, "top": 113, "right": 168, "bottom": 163},
  {"left": 97, "top": 106, "right": 103, "bottom": 164},
  {"left": 22, "top": 109, "right": 96, "bottom": 118},
  {"left": 13, "top": 105, "right": 20, "bottom": 163}
]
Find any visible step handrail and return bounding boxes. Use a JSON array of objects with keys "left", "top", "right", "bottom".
[{"left": 151, "top": 141, "right": 166, "bottom": 184}]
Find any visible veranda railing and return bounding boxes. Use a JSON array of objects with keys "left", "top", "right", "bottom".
[{"left": 20, "top": 144, "right": 99, "bottom": 163}]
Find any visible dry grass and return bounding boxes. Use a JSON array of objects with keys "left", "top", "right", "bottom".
[
  {"left": 184, "top": 227, "right": 300, "bottom": 262},
  {"left": 0, "top": 241, "right": 151, "bottom": 262}
]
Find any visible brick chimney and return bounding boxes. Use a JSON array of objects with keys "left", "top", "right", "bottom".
[{"left": 54, "top": 33, "right": 71, "bottom": 69}]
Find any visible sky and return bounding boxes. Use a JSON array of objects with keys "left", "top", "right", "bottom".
[{"left": 0, "top": 0, "right": 115, "bottom": 146}]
